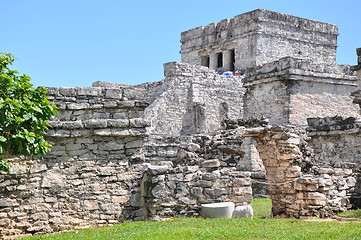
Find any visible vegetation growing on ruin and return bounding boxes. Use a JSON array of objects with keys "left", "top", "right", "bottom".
[{"left": 0, "top": 53, "right": 57, "bottom": 173}]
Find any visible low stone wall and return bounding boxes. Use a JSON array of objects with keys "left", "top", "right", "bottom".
[
  {"left": 142, "top": 129, "right": 262, "bottom": 219},
  {"left": 307, "top": 116, "right": 361, "bottom": 209},
  {"left": 142, "top": 165, "right": 252, "bottom": 220},
  {"left": 143, "top": 117, "right": 361, "bottom": 219},
  {"left": 143, "top": 119, "right": 360, "bottom": 219},
  {"left": 0, "top": 87, "right": 149, "bottom": 237}
]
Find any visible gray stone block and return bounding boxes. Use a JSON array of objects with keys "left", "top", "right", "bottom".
[{"left": 232, "top": 205, "right": 253, "bottom": 218}]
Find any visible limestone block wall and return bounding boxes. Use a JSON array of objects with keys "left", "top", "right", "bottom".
[
  {"left": 142, "top": 128, "right": 263, "bottom": 219},
  {"left": 247, "top": 126, "right": 310, "bottom": 218},
  {"left": 181, "top": 9, "right": 338, "bottom": 71},
  {"left": 0, "top": 87, "right": 149, "bottom": 237},
  {"left": 145, "top": 62, "right": 244, "bottom": 136},
  {"left": 247, "top": 120, "right": 360, "bottom": 218},
  {"left": 142, "top": 165, "right": 252, "bottom": 220},
  {"left": 145, "top": 126, "right": 265, "bottom": 173},
  {"left": 144, "top": 119, "right": 361, "bottom": 219},
  {"left": 243, "top": 57, "right": 359, "bottom": 126},
  {"left": 307, "top": 116, "right": 361, "bottom": 208},
  {"left": 143, "top": 119, "right": 361, "bottom": 219}
]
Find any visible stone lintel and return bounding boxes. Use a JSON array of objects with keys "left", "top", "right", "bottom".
[
  {"left": 243, "top": 57, "right": 358, "bottom": 87},
  {"left": 306, "top": 116, "right": 361, "bottom": 136},
  {"left": 307, "top": 127, "right": 361, "bottom": 137}
]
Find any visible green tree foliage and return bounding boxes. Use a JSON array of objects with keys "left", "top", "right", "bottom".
[{"left": 0, "top": 53, "right": 57, "bottom": 173}]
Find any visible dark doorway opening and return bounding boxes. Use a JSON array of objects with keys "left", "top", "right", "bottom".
[
  {"left": 217, "top": 52, "right": 223, "bottom": 68},
  {"left": 230, "top": 49, "right": 235, "bottom": 71}
]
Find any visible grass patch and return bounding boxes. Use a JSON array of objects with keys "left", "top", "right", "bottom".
[
  {"left": 338, "top": 209, "right": 361, "bottom": 219},
  {"left": 251, "top": 198, "right": 272, "bottom": 218},
  {"left": 21, "top": 199, "right": 361, "bottom": 240},
  {"left": 21, "top": 218, "right": 361, "bottom": 240}
]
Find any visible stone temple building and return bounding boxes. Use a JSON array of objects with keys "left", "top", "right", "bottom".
[
  {"left": 181, "top": 9, "right": 338, "bottom": 72},
  {"left": 1, "top": 9, "right": 361, "bottom": 238}
]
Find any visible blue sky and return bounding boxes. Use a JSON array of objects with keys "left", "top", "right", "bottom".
[{"left": 2, "top": 0, "right": 360, "bottom": 87}]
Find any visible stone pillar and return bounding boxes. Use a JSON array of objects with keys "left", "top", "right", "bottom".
[
  {"left": 223, "top": 50, "right": 232, "bottom": 71},
  {"left": 209, "top": 53, "right": 218, "bottom": 70},
  {"left": 239, "top": 136, "right": 265, "bottom": 172}
]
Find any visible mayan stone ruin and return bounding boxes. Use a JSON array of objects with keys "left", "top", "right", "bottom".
[{"left": 1, "top": 9, "right": 361, "bottom": 237}]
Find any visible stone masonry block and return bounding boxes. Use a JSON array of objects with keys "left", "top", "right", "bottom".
[
  {"left": 83, "top": 119, "right": 108, "bottom": 128},
  {"left": 201, "top": 159, "right": 220, "bottom": 168},
  {"left": 105, "top": 88, "right": 123, "bottom": 99},
  {"left": 59, "top": 87, "right": 77, "bottom": 96},
  {"left": 77, "top": 87, "right": 102, "bottom": 96},
  {"left": 67, "top": 103, "right": 90, "bottom": 110},
  {"left": 123, "top": 88, "right": 145, "bottom": 100}
]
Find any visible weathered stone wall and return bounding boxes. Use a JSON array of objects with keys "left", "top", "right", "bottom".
[
  {"left": 243, "top": 57, "right": 359, "bottom": 126},
  {"left": 0, "top": 87, "right": 149, "bottom": 237},
  {"left": 307, "top": 117, "right": 361, "bottom": 209},
  {"left": 181, "top": 9, "right": 338, "bottom": 71},
  {"left": 143, "top": 117, "right": 361, "bottom": 219},
  {"left": 142, "top": 127, "right": 265, "bottom": 219},
  {"left": 143, "top": 165, "right": 252, "bottom": 220},
  {"left": 93, "top": 62, "right": 244, "bottom": 136},
  {"left": 243, "top": 117, "right": 360, "bottom": 218},
  {"left": 145, "top": 62, "right": 244, "bottom": 136},
  {"left": 142, "top": 120, "right": 273, "bottom": 219},
  {"left": 2, "top": 10, "right": 361, "bottom": 239}
]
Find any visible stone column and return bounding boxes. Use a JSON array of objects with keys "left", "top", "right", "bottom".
[
  {"left": 223, "top": 50, "right": 232, "bottom": 71},
  {"left": 209, "top": 53, "right": 218, "bottom": 70}
]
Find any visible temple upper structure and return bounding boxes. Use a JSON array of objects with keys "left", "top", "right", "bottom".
[{"left": 180, "top": 9, "right": 339, "bottom": 72}]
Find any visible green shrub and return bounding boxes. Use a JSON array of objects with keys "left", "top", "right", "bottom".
[{"left": 0, "top": 53, "right": 57, "bottom": 173}]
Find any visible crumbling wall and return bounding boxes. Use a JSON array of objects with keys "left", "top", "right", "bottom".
[
  {"left": 142, "top": 128, "right": 263, "bottom": 219},
  {"left": 0, "top": 87, "right": 149, "bottom": 237},
  {"left": 244, "top": 117, "right": 360, "bottom": 218},
  {"left": 145, "top": 62, "right": 244, "bottom": 136},
  {"left": 142, "top": 165, "right": 252, "bottom": 220},
  {"left": 307, "top": 117, "right": 361, "bottom": 209},
  {"left": 143, "top": 117, "right": 361, "bottom": 219}
]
